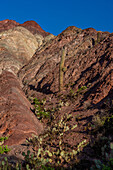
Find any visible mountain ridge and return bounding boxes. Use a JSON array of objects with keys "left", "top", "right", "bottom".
[{"left": 0, "top": 19, "right": 50, "bottom": 36}]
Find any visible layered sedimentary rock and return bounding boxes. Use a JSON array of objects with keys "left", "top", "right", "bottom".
[
  {"left": 0, "top": 19, "right": 50, "bottom": 37},
  {"left": 0, "top": 26, "right": 38, "bottom": 74},
  {"left": 0, "top": 20, "right": 46, "bottom": 145},
  {"left": 0, "top": 19, "right": 19, "bottom": 32},
  {"left": 0, "top": 71, "right": 43, "bottom": 145}
]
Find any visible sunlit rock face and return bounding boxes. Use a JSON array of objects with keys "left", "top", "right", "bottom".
[
  {"left": 20, "top": 20, "right": 50, "bottom": 37},
  {"left": 0, "top": 19, "right": 49, "bottom": 37},
  {"left": 0, "top": 26, "right": 38, "bottom": 74},
  {"left": 0, "top": 19, "right": 19, "bottom": 32}
]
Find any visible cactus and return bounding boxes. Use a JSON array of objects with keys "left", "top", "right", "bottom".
[
  {"left": 97, "top": 31, "right": 101, "bottom": 43},
  {"left": 59, "top": 46, "right": 66, "bottom": 92},
  {"left": 95, "top": 31, "right": 101, "bottom": 45}
]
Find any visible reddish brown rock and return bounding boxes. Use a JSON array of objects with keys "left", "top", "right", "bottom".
[
  {"left": 0, "top": 19, "right": 49, "bottom": 37},
  {"left": 0, "top": 19, "right": 19, "bottom": 32},
  {"left": 0, "top": 71, "right": 43, "bottom": 145},
  {"left": 20, "top": 20, "right": 50, "bottom": 37},
  {"left": 18, "top": 26, "right": 112, "bottom": 106},
  {"left": 16, "top": 27, "right": 113, "bottom": 166}
]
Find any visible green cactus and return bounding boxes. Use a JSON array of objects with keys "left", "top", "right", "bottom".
[
  {"left": 97, "top": 31, "right": 101, "bottom": 43},
  {"left": 59, "top": 46, "right": 66, "bottom": 92},
  {"left": 95, "top": 31, "right": 101, "bottom": 45}
]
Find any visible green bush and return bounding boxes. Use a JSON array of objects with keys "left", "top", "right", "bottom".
[
  {"left": 0, "top": 145, "right": 11, "bottom": 154},
  {"left": 33, "top": 98, "right": 50, "bottom": 120}
]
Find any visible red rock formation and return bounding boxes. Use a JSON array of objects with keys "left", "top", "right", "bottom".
[
  {"left": 0, "top": 19, "right": 19, "bottom": 32},
  {"left": 0, "top": 71, "right": 43, "bottom": 145},
  {"left": 18, "top": 27, "right": 112, "bottom": 156},
  {"left": 20, "top": 20, "right": 50, "bottom": 37},
  {"left": 27, "top": 29, "right": 111, "bottom": 107},
  {"left": 0, "top": 19, "right": 50, "bottom": 37},
  {"left": 18, "top": 27, "right": 111, "bottom": 101}
]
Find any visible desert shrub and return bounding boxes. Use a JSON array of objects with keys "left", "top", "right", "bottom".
[
  {"left": 0, "top": 145, "right": 11, "bottom": 154},
  {"left": 33, "top": 98, "right": 51, "bottom": 121},
  {"left": 27, "top": 112, "right": 88, "bottom": 168}
]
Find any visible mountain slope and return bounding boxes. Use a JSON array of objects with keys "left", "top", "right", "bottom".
[{"left": 0, "top": 20, "right": 112, "bottom": 168}]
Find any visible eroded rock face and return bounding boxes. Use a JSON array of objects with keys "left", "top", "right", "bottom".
[
  {"left": 0, "top": 19, "right": 19, "bottom": 32},
  {"left": 0, "top": 22, "right": 45, "bottom": 146},
  {"left": 0, "top": 71, "right": 43, "bottom": 145},
  {"left": 16, "top": 26, "right": 113, "bottom": 159},
  {"left": 20, "top": 20, "right": 50, "bottom": 37},
  {"left": 18, "top": 26, "right": 112, "bottom": 108},
  {"left": 0, "top": 26, "right": 38, "bottom": 74}
]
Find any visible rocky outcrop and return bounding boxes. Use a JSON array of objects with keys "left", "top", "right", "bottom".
[
  {"left": 0, "top": 19, "right": 49, "bottom": 37},
  {"left": 0, "top": 26, "right": 38, "bottom": 74},
  {"left": 20, "top": 20, "right": 50, "bottom": 37},
  {"left": 16, "top": 26, "right": 113, "bottom": 163},
  {"left": 0, "top": 19, "right": 19, "bottom": 32},
  {"left": 18, "top": 26, "right": 112, "bottom": 107},
  {"left": 0, "top": 22, "right": 45, "bottom": 146},
  {"left": 0, "top": 71, "right": 43, "bottom": 145}
]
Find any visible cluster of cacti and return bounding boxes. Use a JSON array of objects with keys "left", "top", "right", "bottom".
[
  {"left": 59, "top": 46, "right": 66, "bottom": 92},
  {"left": 29, "top": 113, "right": 79, "bottom": 167}
]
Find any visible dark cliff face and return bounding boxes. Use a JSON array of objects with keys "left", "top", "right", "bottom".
[{"left": 0, "top": 20, "right": 113, "bottom": 167}]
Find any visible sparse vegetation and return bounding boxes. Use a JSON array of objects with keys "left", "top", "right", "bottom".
[
  {"left": 33, "top": 98, "right": 51, "bottom": 121},
  {"left": 0, "top": 97, "right": 112, "bottom": 169},
  {"left": 26, "top": 112, "right": 89, "bottom": 168},
  {"left": 0, "top": 136, "right": 9, "bottom": 145},
  {"left": 63, "top": 85, "right": 87, "bottom": 102},
  {"left": 77, "top": 85, "right": 87, "bottom": 93},
  {"left": 0, "top": 145, "right": 11, "bottom": 154},
  {"left": 0, "top": 136, "right": 8, "bottom": 142}
]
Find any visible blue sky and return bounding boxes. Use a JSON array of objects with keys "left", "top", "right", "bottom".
[{"left": 0, "top": 0, "right": 113, "bottom": 35}]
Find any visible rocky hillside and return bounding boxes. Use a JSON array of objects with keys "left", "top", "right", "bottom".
[{"left": 0, "top": 19, "right": 113, "bottom": 169}]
